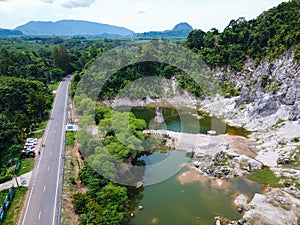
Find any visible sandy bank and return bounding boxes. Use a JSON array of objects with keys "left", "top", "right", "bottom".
[{"left": 143, "top": 129, "right": 258, "bottom": 159}]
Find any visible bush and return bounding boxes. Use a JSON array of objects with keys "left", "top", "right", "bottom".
[
  {"left": 291, "top": 137, "right": 300, "bottom": 143},
  {"left": 273, "top": 118, "right": 285, "bottom": 128},
  {"left": 260, "top": 74, "right": 268, "bottom": 88},
  {"left": 0, "top": 175, "right": 13, "bottom": 184},
  {"left": 69, "top": 177, "right": 76, "bottom": 185},
  {"left": 72, "top": 193, "right": 87, "bottom": 214}
]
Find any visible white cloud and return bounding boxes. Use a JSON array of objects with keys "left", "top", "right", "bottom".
[
  {"left": 61, "top": 0, "right": 95, "bottom": 8},
  {"left": 42, "top": 0, "right": 54, "bottom": 3},
  {"left": 133, "top": 1, "right": 148, "bottom": 14},
  {"left": 0, "top": 0, "right": 289, "bottom": 32}
]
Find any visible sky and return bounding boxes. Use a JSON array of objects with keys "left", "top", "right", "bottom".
[{"left": 0, "top": 0, "right": 287, "bottom": 33}]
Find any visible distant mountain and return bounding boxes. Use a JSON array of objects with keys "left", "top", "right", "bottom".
[
  {"left": 0, "top": 28, "right": 22, "bottom": 37},
  {"left": 15, "top": 20, "right": 134, "bottom": 36},
  {"left": 135, "top": 22, "right": 193, "bottom": 39},
  {"left": 172, "top": 22, "right": 193, "bottom": 31}
]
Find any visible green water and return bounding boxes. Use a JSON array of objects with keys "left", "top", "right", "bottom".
[
  {"left": 120, "top": 106, "right": 261, "bottom": 225},
  {"left": 130, "top": 151, "right": 263, "bottom": 225},
  {"left": 128, "top": 106, "right": 250, "bottom": 137}
]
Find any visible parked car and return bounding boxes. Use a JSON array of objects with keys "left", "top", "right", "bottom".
[
  {"left": 24, "top": 143, "right": 34, "bottom": 147},
  {"left": 21, "top": 149, "right": 35, "bottom": 158},
  {"left": 26, "top": 138, "right": 38, "bottom": 144},
  {"left": 24, "top": 145, "right": 34, "bottom": 150},
  {"left": 27, "top": 138, "right": 38, "bottom": 145}
]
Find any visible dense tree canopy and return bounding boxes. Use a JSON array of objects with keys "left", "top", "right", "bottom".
[
  {"left": 72, "top": 105, "right": 150, "bottom": 225},
  {"left": 0, "top": 76, "right": 52, "bottom": 175},
  {"left": 186, "top": 0, "right": 300, "bottom": 70}
]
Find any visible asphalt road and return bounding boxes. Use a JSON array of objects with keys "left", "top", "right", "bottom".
[{"left": 21, "top": 77, "right": 70, "bottom": 225}]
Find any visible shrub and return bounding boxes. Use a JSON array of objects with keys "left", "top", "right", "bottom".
[
  {"left": 291, "top": 137, "right": 300, "bottom": 143},
  {"left": 0, "top": 175, "right": 13, "bottom": 184},
  {"left": 69, "top": 177, "right": 76, "bottom": 185}
]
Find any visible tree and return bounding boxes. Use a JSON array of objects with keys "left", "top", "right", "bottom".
[
  {"left": 52, "top": 44, "right": 71, "bottom": 74},
  {"left": 72, "top": 193, "right": 88, "bottom": 214},
  {"left": 186, "top": 29, "right": 206, "bottom": 50}
]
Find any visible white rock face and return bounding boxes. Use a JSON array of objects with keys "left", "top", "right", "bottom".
[
  {"left": 201, "top": 49, "right": 300, "bottom": 167},
  {"left": 201, "top": 49, "right": 300, "bottom": 224},
  {"left": 204, "top": 48, "right": 300, "bottom": 130},
  {"left": 243, "top": 188, "right": 300, "bottom": 225}
]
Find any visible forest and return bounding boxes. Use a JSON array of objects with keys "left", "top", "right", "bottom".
[
  {"left": 186, "top": 0, "right": 300, "bottom": 70},
  {"left": 71, "top": 104, "right": 154, "bottom": 224},
  {"left": 0, "top": 36, "right": 122, "bottom": 180}
]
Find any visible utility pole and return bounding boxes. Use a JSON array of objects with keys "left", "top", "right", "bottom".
[{"left": 8, "top": 159, "right": 19, "bottom": 187}]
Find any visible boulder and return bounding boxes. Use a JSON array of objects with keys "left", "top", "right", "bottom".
[
  {"left": 277, "top": 156, "right": 291, "bottom": 165},
  {"left": 289, "top": 103, "right": 300, "bottom": 121},
  {"left": 236, "top": 88, "right": 250, "bottom": 107},
  {"left": 234, "top": 194, "right": 248, "bottom": 207},
  {"left": 249, "top": 159, "right": 263, "bottom": 170},
  {"left": 252, "top": 96, "right": 280, "bottom": 117}
]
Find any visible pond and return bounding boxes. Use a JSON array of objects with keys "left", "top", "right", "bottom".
[
  {"left": 115, "top": 106, "right": 261, "bottom": 225},
  {"left": 128, "top": 106, "right": 250, "bottom": 137},
  {"left": 130, "top": 151, "right": 263, "bottom": 225}
]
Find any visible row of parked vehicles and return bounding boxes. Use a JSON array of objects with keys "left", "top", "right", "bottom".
[{"left": 21, "top": 138, "right": 38, "bottom": 158}]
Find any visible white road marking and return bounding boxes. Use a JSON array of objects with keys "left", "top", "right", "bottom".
[
  {"left": 38, "top": 211, "right": 41, "bottom": 221},
  {"left": 50, "top": 151, "right": 53, "bottom": 156},
  {"left": 47, "top": 166, "right": 50, "bottom": 172},
  {"left": 43, "top": 185, "right": 46, "bottom": 192}
]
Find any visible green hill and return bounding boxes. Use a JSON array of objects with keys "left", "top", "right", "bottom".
[
  {"left": 0, "top": 28, "right": 22, "bottom": 37},
  {"left": 135, "top": 22, "right": 193, "bottom": 39},
  {"left": 186, "top": 0, "right": 300, "bottom": 70},
  {"left": 15, "top": 20, "right": 134, "bottom": 36}
]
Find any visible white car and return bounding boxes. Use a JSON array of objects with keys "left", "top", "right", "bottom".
[
  {"left": 24, "top": 146, "right": 34, "bottom": 151},
  {"left": 27, "top": 138, "right": 38, "bottom": 145}
]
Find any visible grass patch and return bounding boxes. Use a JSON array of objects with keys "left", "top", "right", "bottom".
[
  {"left": 273, "top": 118, "right": 285, "bottom": 128},
  {"left": 32, "top": 131, "right": 44, "bottom": 139},
  {"left": 2, "top": 186, "right": 28, "bottom": 225},
  {"left": 47, "top": 81, "right": 60, "bottom": 92},
  {"left": 66, "top": 132, "right": 75, "bottom": 147},
  {"left": 248, "top": 167, "right": 283, "bottom": 188},
  {"left": 0, "top": 189, "right": 9, "bottom": 203},
  {"left": 35, "top": 120, "right": 48, "bottom": 131},
  {"left": 17, "top": 158, "right": 35, "bottom": 176},
  {"left": 61, "top": 138, "right": 80, "bottom": 225}
]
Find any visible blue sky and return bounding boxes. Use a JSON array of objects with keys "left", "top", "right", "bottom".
[{"left": 0, "top": 0, "right": 287, "bottom": 32}]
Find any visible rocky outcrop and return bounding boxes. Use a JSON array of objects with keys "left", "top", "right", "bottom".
[
  {"left": 209, "top": 48, "right": 300, "bottom": 128},
  {"left": 154, "top": 106, "right": 165, "bottom": 123},
  {"left": 203, "top": 49, "right": 300, "bottom": 225},
  {"left": 242, "top": 187, "right": 300, "bottom": 225}
]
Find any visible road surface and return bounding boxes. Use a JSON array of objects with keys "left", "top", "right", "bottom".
[{"left": 20, "top": 77, "right": 70, "bottom": 225}]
